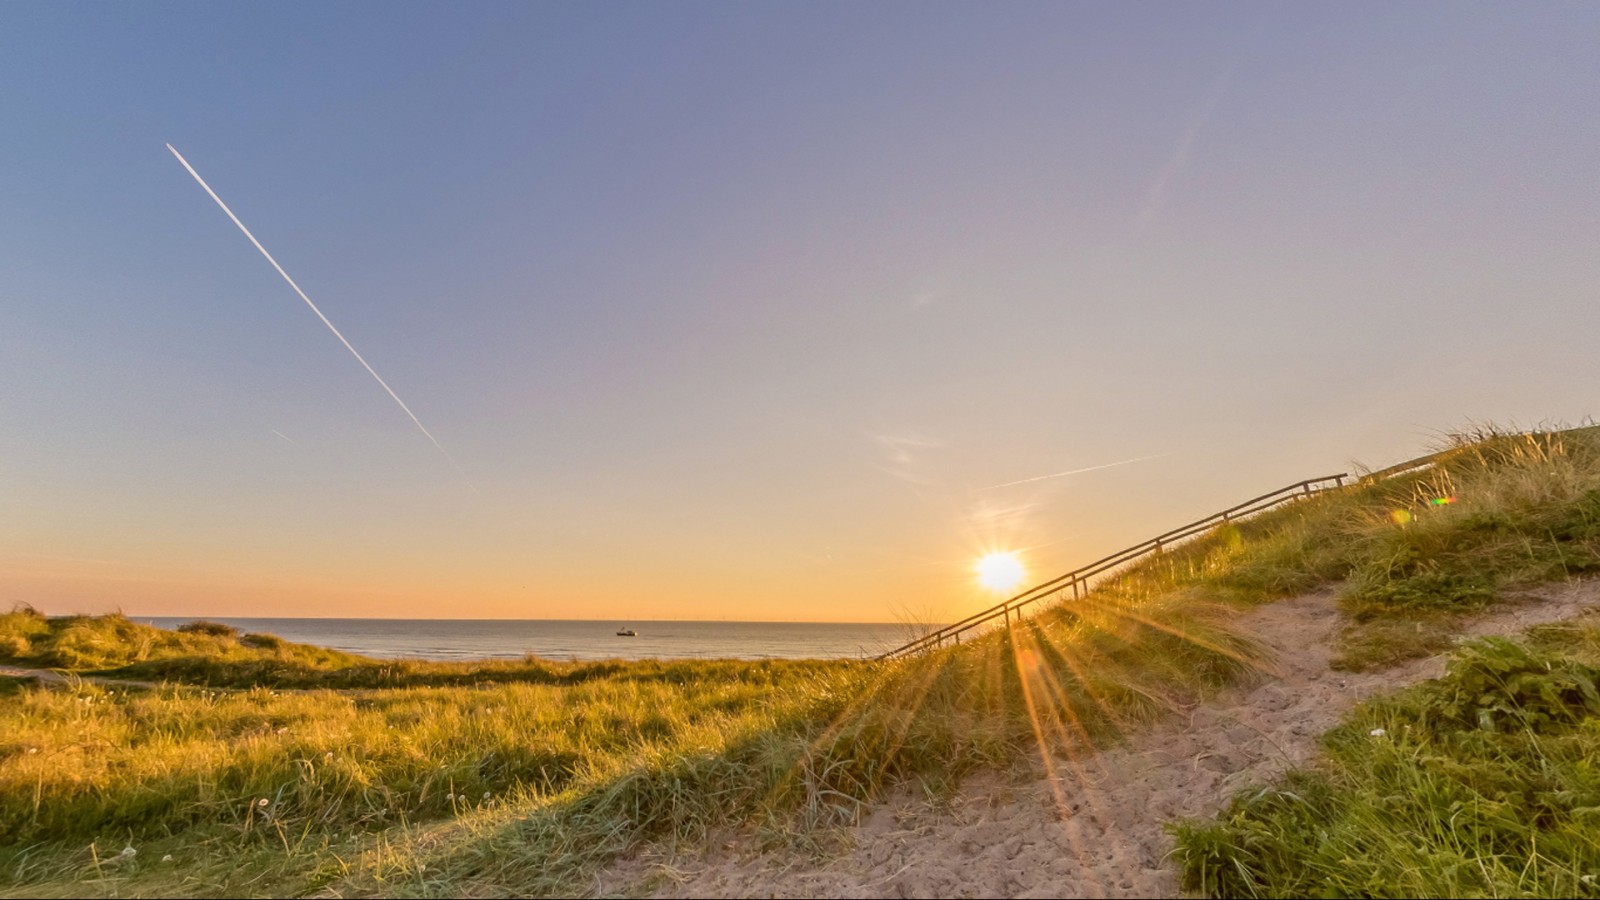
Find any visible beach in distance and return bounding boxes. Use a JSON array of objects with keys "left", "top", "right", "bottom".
[{"left": 138, "top": 617, "right": 916, "bottom": 662}]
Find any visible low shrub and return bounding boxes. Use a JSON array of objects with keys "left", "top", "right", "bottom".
[{"left": 178, "top": 620, "right": 240, "bottom": 639}]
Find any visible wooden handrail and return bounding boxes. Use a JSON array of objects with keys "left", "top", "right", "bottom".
[
  {"left": 1355, "top": 448, "right": 1452, "bottom": 484},
  {"left": 877, "top": 473, "right": 1352, "bottom": 660}
]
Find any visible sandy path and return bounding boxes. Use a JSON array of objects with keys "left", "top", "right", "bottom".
[
  {"left": 611, "top": 579, "right": 1600, "bottom": 899},
  {"left": 0, "top": 665, "right": 161, "bottom": 691}
]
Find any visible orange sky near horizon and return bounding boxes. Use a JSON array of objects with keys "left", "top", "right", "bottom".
[{"left": 3, "top": 428, "right": 1402, "bottom": 623}]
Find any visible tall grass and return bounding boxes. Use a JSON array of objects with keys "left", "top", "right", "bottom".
[
  {"left": 309, "top": 586, "right": 1262, "bottom": 897},
  {"left": 0, "top": 586, "right": 1263, "bottom": 895},
  {"left": 0, "top": 589, "right": 1260, "bottom": 896},
  {"left": 0, "top": 660, "right": 859, "bottom": 847},
  {"left": 0, "top": 608, "right": 368, "bottom": 678},
  {"left": 1058, "top": 425, "right": 1600, "bottom": 670},
  {"left": 5, "top": 424, "right": 1599, "bottom": 896}
]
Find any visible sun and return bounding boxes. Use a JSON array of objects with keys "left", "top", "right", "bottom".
[{"left": 976, "top": 551, "right": 1025, "bottom": 593}]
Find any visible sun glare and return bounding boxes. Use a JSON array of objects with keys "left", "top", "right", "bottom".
[{"left": 976, "top": 551, "right": 1025, "bottom": 593}]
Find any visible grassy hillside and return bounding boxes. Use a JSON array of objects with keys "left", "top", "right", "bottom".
[
  {"left": 0, "top": 594, "right": 1256, "bottom": 896},
  {"left": 3, "top": 424, "right": 1598, "bottom": 897},
  {"left": 1067, "top": 425, "right": 1600, "bottom": 671}
]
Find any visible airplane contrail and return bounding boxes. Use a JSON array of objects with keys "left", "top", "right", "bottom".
[
  {"left": 167, "top": 144, "right": 474, "bottom": 488},
  {"left": 984, "top": 452, "right": 1174, "bottom": 490}
]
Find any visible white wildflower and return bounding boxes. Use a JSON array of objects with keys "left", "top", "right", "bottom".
[
  {"left": 161, "top": 854, "right": 173, "bottom": 863},
  {"left": 257, "top": 797, "right": 270, "bottom": 807},
  {"left": 1369, "top": 728, "right": 1387, "bottom": 737},
  {"left": 120, "top": 846, "right": 137, "bottom": 858}
]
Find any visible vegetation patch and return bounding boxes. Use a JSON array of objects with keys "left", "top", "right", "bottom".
[
  {"left": 1171, "top": 615, "right": 1600, "bottom": 899},
  {"left": 1073, "top": 426, "right": 1600, "bottom": 671},
  {"left": 0, "top": 585, "right": 1267, "bottom": 896}
]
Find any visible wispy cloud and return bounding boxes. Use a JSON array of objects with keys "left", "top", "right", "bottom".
[
  {"left": 1136, "top": 64, "right": 1236, "bottom": 225},
  {"left": 166, "top": 144, "right": 475, "bottom": 491},
  {"left": 967, "top": 497, "right": 1041, "bottom": 525},
  {"left": 984, "top": 451, "right": 1173, "bottom": 490},
  {"left": 872, "top": 432, "right": 946, "bottom": 485}
]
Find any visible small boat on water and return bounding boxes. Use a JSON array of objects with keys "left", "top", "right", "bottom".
[{"left": 616, "top": 627, "right": 637, "bottom": 637}]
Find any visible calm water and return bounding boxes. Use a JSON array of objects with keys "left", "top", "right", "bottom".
[{"left": 139, "top": 617, "right": 921, "bottom": 662}]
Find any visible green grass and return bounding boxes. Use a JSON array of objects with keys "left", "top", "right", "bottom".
[
  {"left": 0, "top": 590, "right": 1259, "bottom": 896},
  {"left": 286, "top": 590, "right": 1263, "bottom": 898},
  {"left": 1171, "top": 614, "right": 1600, "bottom": 899},
  {"left": 0, "top": 662, "right": 858, "bottom": 848},
  {"left": 0, "top": 609, "right": 370, "bottom": 679},
  {"left": 5, "top": 423, "right": 1600, "bottom": 897},
  {"left": 1062, "top": 425, "right": 1600, "bottom": 671},
  {"left": 0, "top": 659, "right": 865, "bottom": 896}
]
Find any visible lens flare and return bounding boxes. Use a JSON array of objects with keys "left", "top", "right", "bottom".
[{"left": 976, "top": 552, "right": 1025, "bottom": 593}]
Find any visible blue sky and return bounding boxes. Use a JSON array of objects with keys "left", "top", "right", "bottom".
[{"left": 3, "top": 3, "right": 1597, "bottom": 620}]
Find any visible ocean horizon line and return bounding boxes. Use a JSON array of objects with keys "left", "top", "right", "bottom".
[
  {"left": 138, "top": 615, "right": 920, "bottom": 626},
  {"left": 126, "top": 616, "right": 938, "bottom": 663}
]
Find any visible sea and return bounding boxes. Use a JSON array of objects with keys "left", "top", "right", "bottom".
[{"left": 138, "top": 617, "right": 920, "bottom": 662}]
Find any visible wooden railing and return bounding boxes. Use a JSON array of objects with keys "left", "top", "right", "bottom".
[{"left": 876, "top": 473, "right": 1351, "bottom": 660}]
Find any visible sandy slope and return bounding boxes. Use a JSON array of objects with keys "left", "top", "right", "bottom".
[
  {"left": 607, "top": 579, "right": 1600, "bottom": 899},
  {"left": 0, "top": 665, "right": 159, "bottom": 690}
]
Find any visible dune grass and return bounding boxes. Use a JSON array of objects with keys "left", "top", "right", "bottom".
[
  {"left": 0, "top": 590, "right": 1259, "bottom": 897},
  {"left": 0, "top": 584, "right": 1265, "bottom": 895},
  {"left": 0, "top": 660, "right": 861, "bottom": 847},
  {"left": 1171, "top": 614, "right": 1600, "bottom": 899},
  {"left": 1070, "top": 424, "right": 1600, "bottom": 671},
  {"left": 4, "top": 424, "right": 1599, "bottom": 896},
  {"left": 0, "top": 657, "right": 866, "bottom": 896}
]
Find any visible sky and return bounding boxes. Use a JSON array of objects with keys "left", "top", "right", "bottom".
[{"left": 3, "top": 2, "right": 1597, "bottom": 623}]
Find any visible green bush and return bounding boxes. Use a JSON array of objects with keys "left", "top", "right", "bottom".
[
  {"left": 0, "top": 634, "right": 29, "bottom": 660},
  {"left": 240, "top": 632, "right": 286, "bottom": 650},
  {"left": 178, "top": 620, "right": 240, "bottom": 639},
  {"left": 1425, "top": 636, "right": 1600, "bottom": 733},
  {"left": 1347, "top": 569, "right": 1496, "bottom": 617}
]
